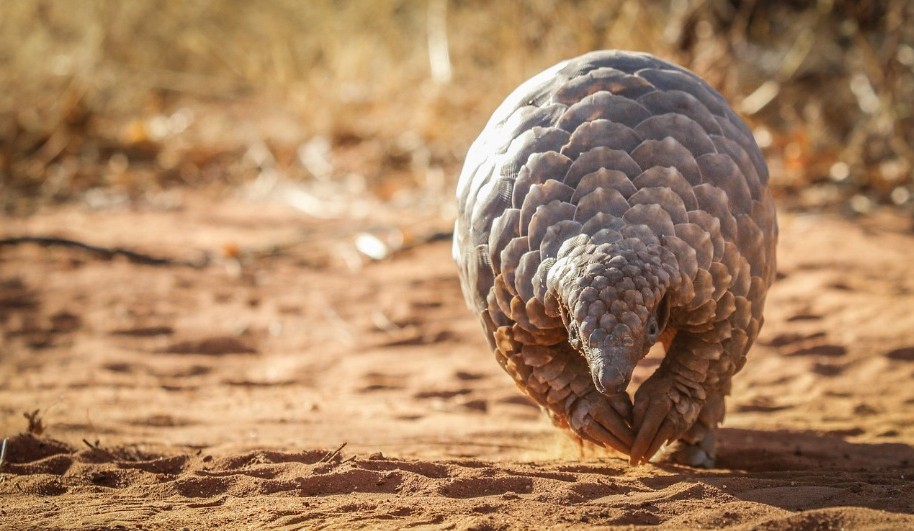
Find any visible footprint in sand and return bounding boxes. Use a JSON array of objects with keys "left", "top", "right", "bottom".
[
  {"left": 785, "top": 312, "right": 824, "bottom": 322},
  {"left": 357, "top": 371, "right": 406, "bottom": 392},
  {"left": 786, "top": 344, "right": 847, "bottom": 357},
  {"left": 161, "top": 336, "right": 257, "bottom": 355},
  {"left": 761, "top": 330, "right": 847, "bottom": 358},
  {"left": 110, "top": 326, "right": 174, "bottom": 337},
  {"left": 413, "top": 388, "right": 489, "bottom": 413},
  {"left": 886, "top": 347, "right": 914, "bottom": 361},
  {"left": 438, "top": 476, "right": 533, "bottom": 498},
  {"left": 811, "top": 362, "right": 844, "bottom": 377},
  {"left": 762, "top": 331, "right": 825, "bottom": 348}
]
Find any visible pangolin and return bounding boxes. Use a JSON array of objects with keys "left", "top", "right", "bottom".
[{"left": 453, "top": 50, "right": 777, "bottom": 467}]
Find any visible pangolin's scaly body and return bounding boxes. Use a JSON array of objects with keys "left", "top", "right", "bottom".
[{"left": 453, "top": 50, "right": 777, "bottom": 467}]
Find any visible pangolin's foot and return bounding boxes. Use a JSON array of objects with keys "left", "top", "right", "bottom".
[
  {"left": 656, "top": 393, "right": 723, "bottom": 468},
  {"left": 568, "top": 390, "right": 634, "bottom": 455},
  {"left": 658, "top": 430, "right": 717, "bottom": 468},
  {"left": 629, "top": 371, "right": 702, "bottom": 465}
]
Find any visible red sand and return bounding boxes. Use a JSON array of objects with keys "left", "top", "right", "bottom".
[{"left": 2, "top": 196, "right": 913, "bottom": 529}]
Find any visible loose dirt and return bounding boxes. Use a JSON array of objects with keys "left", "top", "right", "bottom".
[{"left": 2, "top": 195, "right": 913, "bottom": 529}]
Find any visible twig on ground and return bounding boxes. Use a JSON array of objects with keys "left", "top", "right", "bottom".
[
  {"left": 0, "top": 236, "right": 210, "bottom": 268},
  {"left": 249, "top": 228, "right": 454, "bottom": 264},
  {"left": 23, "top": 410, "right": 44, "bottom": 436},
  {"left": 390, "top": 230, "right": 453, "bottom": 257},
  {"left": 319, "top": 442, "right": 347, "bottom": 463},
  {"left": 0, "top": 438, "right": 8, "bottom": 470}
]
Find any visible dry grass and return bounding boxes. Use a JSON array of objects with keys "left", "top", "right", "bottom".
[{"left": 0, "top": 0, "right": 911, "bottom": 215}]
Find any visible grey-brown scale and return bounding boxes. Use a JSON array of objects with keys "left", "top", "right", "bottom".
[{"left": 453, "top": 50, "right": 777, "bottom": 467}]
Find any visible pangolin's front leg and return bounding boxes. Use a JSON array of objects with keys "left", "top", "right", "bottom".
[
  {"left": 493, "top": 323, "right": 635, "bottom": 454},
  {"left": 629, "top": 329, "right": 730, "bottom": 465},
  {"left": 661, "top": 390, "right": 726, "bottom": 467}
]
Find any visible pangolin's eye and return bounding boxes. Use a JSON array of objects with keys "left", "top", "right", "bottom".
[
  {"left": 567, "top": 323, "right": 580, "bottom": 348},
  {"left": 646, "top": 317, "right": 660, "bottom": 343}
]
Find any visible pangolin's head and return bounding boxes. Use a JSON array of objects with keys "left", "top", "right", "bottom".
[{"left": 545, "top": 232, "right": 677, "bottom": 394}]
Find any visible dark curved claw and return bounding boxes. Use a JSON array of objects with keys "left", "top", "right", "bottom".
[
  {"left": 581, "top": 417, "right": 629, "bottom": 454},
  {"left": 631, "top": 417, "right": 677, "bottom": 465},
  {"left": 630, "top": 392, "right": 674, "bottom": 464},
  {"left": 591, "top": 396, "right": 635, "bottom": 449}
]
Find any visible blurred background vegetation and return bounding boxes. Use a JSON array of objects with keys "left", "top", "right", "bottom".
[{"left": 1, "top": 0, "right": 912, "bottom": 217}]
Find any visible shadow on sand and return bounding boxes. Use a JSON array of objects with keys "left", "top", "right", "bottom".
[{"left": 640, "top": 428, "right": 914, "bottom": 515}]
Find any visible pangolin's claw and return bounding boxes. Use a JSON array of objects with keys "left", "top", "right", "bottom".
[
  {"left": 591, "top": 398, "right": 634, "bottom": 449},
  {"left": 581, "top": 416, "right": 629, "bottom": 454},
  {"left": 630, "top": 395, "right": 672, "bottom": 464},
  {"left": 629, "top": 370, "right": 703, "bottom": 465},
  {"left": 662, "top": 440, "right": 716, "bottom": 468},
  {"left": 645, "top": 421, "right": 677, "bottom": 465},
  {"left": 570, "top": 392, "right": 634, "bottom": 455},
  {"left": 658, "top": 420, "right": 718, "bottom": 467},
  {"left": 608, "top": 392, "right": 633, "bottom": 421}
]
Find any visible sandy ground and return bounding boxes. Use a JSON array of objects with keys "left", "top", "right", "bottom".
[{"left": 2, "top": 194, "right": 914, "bottom": 529}]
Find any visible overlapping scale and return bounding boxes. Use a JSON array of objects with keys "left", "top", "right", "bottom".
[
  {"left": 693, "top": 184, "right": 738, "bottom": 241},
  {"left": 554, "top": 67, "right": 655, "bottom": 104},
  {"left": 487, "top": 209, "right": 521, "bottom": 272},
  {"left": 631, "top": 138, "right": 702, "bottom": 185},
  {"left": 711, "top": 135, "right": 764, "bottom": 198},
  {"left": 565, "top": 148, "right": 642, "bottom": 189},
  {"left": 512, "top": 152, "right": 573, "bottom": 208},
  {"left": 571, "top": 169, "right": 636, "bottom": 203},
  {"left": 501, "top": 127, "right": 571, "bottom": 179},
  {"left": 635, "top": 68, "right": 728, "bottom": 117},
  {"left": 622, "top": 203, "right": 676, "bottom": 237},
  {"left": 637, "top": 89, "right": 722, "bottom": 136},
  {"left": 673, "top": 223, "right": 713, "bottom": 271},
  {"left": 634, "top": 113, "right": 716, "bottom": 157},
  {"left": 632, "top": 167, "right": 698, "bottom": 211},
  {"left": 628, "top": 187, "right": 689, "bottom": 225},
  {"left": 499, "top": 236, "right": 530, "bottom": 296},
  {"left": 574, "top": 187, "right": 631, "bottom": 223},
  {"left": 529, "top": 200, "right": 577, "bottom": 250},
  {"left": 519, "top": 180, "right": 575, "bottom": 232},
  {"left": 697, "top": 153, "right": 752, "bottom": 214},
  {"left": 561, "top": 120, "right": 644, "bottom": 159},
  {"left": 558, "top": 92, "right": 652, "bottom": 131},
  {"left": 538, "top": 220, "right": 584, "bottom": 258}
]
